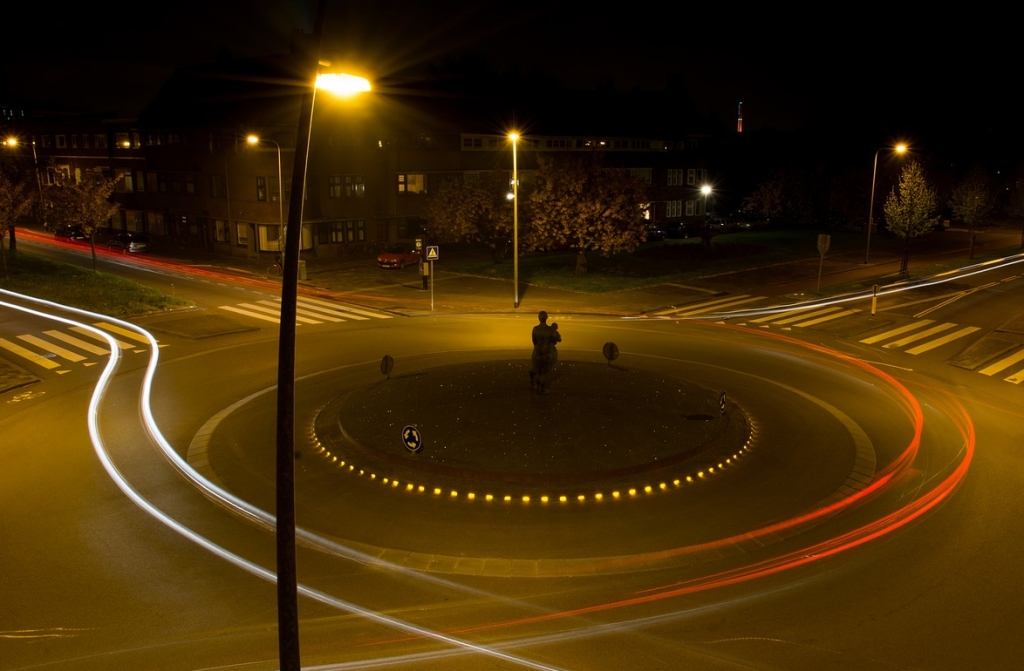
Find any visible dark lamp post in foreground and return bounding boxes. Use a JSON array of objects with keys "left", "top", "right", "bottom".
[
  {"left": 509, "top": 132, "right": 520, "bottom": 308},
  {"left": 865, "top": 143, "right": 907, "bottom": 264},
  {"left": 274, "top": 23, "right": 371, "bottom": 666}
]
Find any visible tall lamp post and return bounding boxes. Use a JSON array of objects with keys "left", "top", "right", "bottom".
[
  {"left": 509, "top": 132, "right": 520, "bottom": 308},
  {"left": 865, "top": 143, "right": 907, "bottom": 264},
  {"left": 274, "top": 3, "right": 371, "bottom": 665},
  {"left": 245, "top": 135, "right": 285, "bottom": 249},
  {"left": 3, "top": 137, "right": 42, "bottom": 251}
]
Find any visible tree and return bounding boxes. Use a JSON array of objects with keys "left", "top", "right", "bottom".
[
  {"left": 0, "top": 169, "right": 35, "bottom": 279},
  {"left": 44, "top": 172, "right": 120, "bottom": 271},
  {"left": 948, "top": 166, "right": 995, "bottom": 259},
  {"left": 883, "top": 160, "right": 937, "bottom": 274},
  {"left": 526, "top": 154, "right": 648, "bottom": 276},
  {"left": 422, "top": 172, "right": 516, "bottom": 260}
]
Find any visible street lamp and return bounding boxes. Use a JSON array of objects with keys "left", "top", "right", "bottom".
[
  {"left": 701, "top": 184, "right": 712, "bottom": 217},
  {"left": 273, "top": 33, "right": 371, "bottom": 668},
  {"left": 245, "top": 134, "right": 285, "bottom": 251},
  {"left": 509, "top": 131, "right": 520, "bottom": 309},
  {"left": 865, "top": 143, "right": 907, "bottom": 264},
  {"left": 3, "top": 137, "right": 42, "bottom": 251}
]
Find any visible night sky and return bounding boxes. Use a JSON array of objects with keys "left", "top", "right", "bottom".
[{"left": 1, "top": 2, "right": 1015, "bottom": 161}]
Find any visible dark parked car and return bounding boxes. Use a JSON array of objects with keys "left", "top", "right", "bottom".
[
  {"left": 54, "top": 226, "right": 89, "bottom": 245},
  {"left": 106, "top": 231, "right": 150, "bottom": 253},
  {"left": 645, "top": 225, "right": 668, "bottom": 242},
  {"left": 376, "top": 243, "right": 421, "bottom": 269}
]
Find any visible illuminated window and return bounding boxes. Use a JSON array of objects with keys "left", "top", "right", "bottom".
[
  {"left": 329, "top": 175, "right": 342, "bottom": 198},
  {"left": 236, "top": 223, "right": 249, "bottom": 247},
  {"left": 397, "top": 173, "right": 426, "bottom": 194},
  {"left": 345, "top": 174, "right": 364, "bottom": 197},
  {"left": 214, "top": 219, "right": 229, "bottom": 243},
  {"left": 256, "top": 176, "right": 267, "bottom": 201}
]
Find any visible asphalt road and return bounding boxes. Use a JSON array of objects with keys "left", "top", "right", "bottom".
[{"left": 2, "top": 238, "right": 1024, "bottom": 670}]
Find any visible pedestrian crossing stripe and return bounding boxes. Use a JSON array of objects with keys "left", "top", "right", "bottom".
[
  {"left": 860, "top": 320, "right": 934, "bottom": 345},
  {"left": 218, "top": 296, "right": 392, "bottom": 324},
  {"left": 17, "top": 334, "right": 86, "bottom": 362},
  {"left": 70, "top": 326, "right": 133, "bottom": 350},
  {"left": 653, "top": 295, "right": 765, "bottom": 317},
  {"left": 882, "top": 323, "right": 957, "bottom": 349},
  {"left": 904, "top": 326, "right": 980, "bottom": 355},
  {"left": 978, "top": 348, "right": 1024, "bottom": 377},
  {"left": 0, "top": 323, "right": 160, "bottom": 373},
  {"left": 0, "top": 337, "right": 62, "bottom": 370},
  {"left": 44, "top": 330, "right": 109, "bottom": 355}
]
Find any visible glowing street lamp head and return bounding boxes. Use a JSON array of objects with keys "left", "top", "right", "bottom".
[
  {"left": 701, "top": 185, "right": 712, "bottom": 196},
  {"left": 895, "top": 143, "right": 908, "bottom": 154},
  {"left": 246, "top": 134, "right": 260, "bottom": 145},
  {"left": 315, "top": 73, "right": 371, "bottom": 97},
  {"left": 4, "top": 137, "right": 17, "bottom": 147},
  {"left": 509, "top": 132, "right": 519, "bottom": 142}
]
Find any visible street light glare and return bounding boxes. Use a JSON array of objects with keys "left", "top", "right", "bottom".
[
  {"left": 246, "top": 134, "right": 260, "bottom": 144},
  {"left": 4, "top": 137, "right": 17, "bottom": 146},
  {"left": 509, "top": 132, "right": 519, "bottom": 142},
  {"left": 701, "top": 185, "right": 712, "bottom": 195},
  {"left": 315, "top": 73, "right": 371, "bottom": 96},
  {"left": 895, "top": 144, "right": 908, "bottom": 154}
]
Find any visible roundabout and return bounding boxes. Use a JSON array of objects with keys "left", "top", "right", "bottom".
[{"left": 189, "top": 319, "right": 955, "bottom": 577}]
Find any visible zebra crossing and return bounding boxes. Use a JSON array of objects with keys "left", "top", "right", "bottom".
[
  {"left": 0, "top": 321, "right": 155, "bottom": 374},
  {"left": 218, "top": 295, "right": 393, "bottom": 326},
  {"left": 654, "top": 294, "right": 1024, "bottom": 385}
]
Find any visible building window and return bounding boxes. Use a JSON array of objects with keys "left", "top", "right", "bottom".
[
  {"left": 210, "top": 174, "right": 225, "bottom": 198},
  {"left": 81, "top": 134, "right": 90, "bottom": 149},
  {"left": 114, "top": 169, "right": 134, "bottom": 193},
  {"left": 214, "top": 220, "right": 229, "bottom": 243},
  {"left": 685, "top": 200, "right": 695, "bottom": 216},
  {"left": 236, "top": 223, "right": 249, "bottom": 247},
  {"left": 256, "top": 176, "right": 267, "bottom": 201},
  {"left": 185, "top": 174, "right": 196, "bottom": 194},
  {"left": 259, "top": 224, "right": 282, "bottom": 251},
  {"left": 328, "top": 175, "right": 342, "bottom": 198},
  {"left": 95, "top": 134, "right": 107, "bottom": 149},
  {"left": 667, "top": 169, "right": 684, "bottom": 186},
  {"left": 124, "top": 210, "right": 143, "bottom": 232},
  {"left": 330, "top": 221, "right": 345, "bottom": 243},
  {"left": 397, "top": 173, "right": 426, "bottom": 194},
  {"left": 147, "top": 211, "right": 166, "bottom": 236},
  {"left": 666, "top": 200, "right": 683, "bottom": 218},
  {"left": 115, "top": 132, "right": 130, "bottom": 148},
  {"left": 630, "top": 168, "right": 652, "bottom": 185},
  {"left": 40, "top": 135, "right": 51, "bottom": 148},
  {"left": 345, "top": 174, "right": 364, "bottom": 197},
  {"left": 55, "top": 135, "right": 67, "bottom": 149}
]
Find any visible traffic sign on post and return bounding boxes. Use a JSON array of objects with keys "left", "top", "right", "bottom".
[{"left": 426, "top": 246, "right": 439, "bottom": 261}]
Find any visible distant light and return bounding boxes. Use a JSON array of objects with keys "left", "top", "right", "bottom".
[
  {"left": 895, "top": 144, "right": 908, "bottom": 154},
  {"left": 701, "top": 185, "right": 712, "bottom": 196},
  {"left": 315, "top": 73, "right": 371, "bottom": 96},
  {"left": 246, "top": 134, "right": 260, "bottom": 145},
  {"left": 4, "top": 137, "right": 17, "bottom": 147},
  {"left": 508, "top": 132, "right": 519, "bottom": 142}
]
